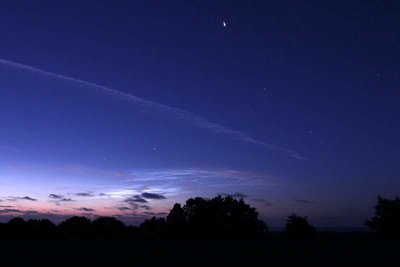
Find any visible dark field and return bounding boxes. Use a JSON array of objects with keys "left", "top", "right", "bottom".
[{"left": 0, "top": 239, "right": 398, "bottom": 267}]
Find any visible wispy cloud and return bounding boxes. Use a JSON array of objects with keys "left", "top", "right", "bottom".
[
  {"left": 8, "top": 196, "right": 37, "bottom": 201},
  {"left": 76, "top": 207, "right": 95, "bottom": 212},
  {"left": 293, "top": 199, "right": 315, "bottom": 205},
  {"left": 0, "top": 58, "right": 306, "bottom": 160},
  {"left": 118, "top": 207, "right": 131, "bottom": 211},
  {"left": 251, "top": 198, "right": 274, "bottom": 207},
  {"left": 220, "top": 192, "right": 248, "bottom": 199},
  {"left": 0, "top": 208, "right": 21, "bottom": 213},
  {"left": 48, "top": 194, "right": 74, "bottom": 202},
  {"left": 0, "top": 145, "right": 23, "bottom": 153},
  {"left": 139, "top": 205, "right": 151, "bottom": 210},
  {"left": 57, "top": 198, "right": 74, "bottom": 202},
  {"left": 1, "top": 165, "right": 277, "bottom": 221},
  {"left": 47, "top": 194, "right": 74, "bottom": 206},
  {"left": 126, "top": 169, "right": 276, "bottom": 188},
  {"left": 49, "top": 194, "right": 64, "bottom": 199},
  {"left": 75, "top": 192, "right": 96, "bottom": 197},
  {"left": 125, "top": 195, "right": 148, "bottom": 203},
  {"left": 141, "top": 192, "right": 166, "bottom": 200}
]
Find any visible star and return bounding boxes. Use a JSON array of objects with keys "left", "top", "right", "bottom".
[{"left": 222, "top": 21, "right": 227, "bottom": 27}]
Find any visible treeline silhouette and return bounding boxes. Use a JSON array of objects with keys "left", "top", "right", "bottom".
[{"left": 0, "top": 195, "right": 398, "bottom": 240}]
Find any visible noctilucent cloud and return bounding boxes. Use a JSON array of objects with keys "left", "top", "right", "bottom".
[{"left": 0, "top": 1, "right": 399, "bottom": 228}]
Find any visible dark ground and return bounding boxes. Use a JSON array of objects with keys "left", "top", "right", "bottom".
[{"left": 0, "top": 239, "right": 398, "bottom": 267}]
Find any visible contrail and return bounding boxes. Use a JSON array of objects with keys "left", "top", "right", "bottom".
[{"left": 0, "top": 58, "right": 306, "bottom": 160}]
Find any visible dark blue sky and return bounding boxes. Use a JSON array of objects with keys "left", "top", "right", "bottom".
[{"left": 0, "top": 0, "right": 399, "bottom": 227}]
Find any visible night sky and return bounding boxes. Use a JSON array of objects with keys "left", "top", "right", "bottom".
[{"left": 0, "top": 1, "right": 399, "bottom": 228}]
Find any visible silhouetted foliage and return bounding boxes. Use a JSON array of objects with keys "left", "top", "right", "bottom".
[
  {"left": 166, "top": 195, "right": 268, "bottom": 239},
  {"left": 90, "top": 217, "right": 126, "bottom": 239},
  {"left": 58, "top": 216, "right": 91, "bottom": 239},
  {"left": 140, "top": 217, "right": 167, "bottom": 239},
  {"left": 0, "top": 196, "right": 269, "bottom": 240},
  {"left": 167, "top": 203, "right": 187, "bottom": 238},
  {"left": 25, "top": 219, "right": 56, "bottom": 239},
  {"left": 4, "top": 196, "right": 360, "bottom": 240},
  {"left": 125, "top": 225, "right": 140, "bottom": 240},
  {"left": 3, "top": 194, "right": 399, "bottom": 243},
  {"left": 6, "top": 217, "right": 27, "bottom": 239},
  {"left": 366, "top": 195, "right": 400, "bottom": 238},
  {"left": 285, "top": 213, "right": 316, "bottom": 239}
]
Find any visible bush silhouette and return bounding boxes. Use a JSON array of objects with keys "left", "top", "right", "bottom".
[
  {"left": 285, "top": 213, "right": 316, "bottom": 239},
  {"left": 366, "top": 195, "right": 400, "bottom": 238}
]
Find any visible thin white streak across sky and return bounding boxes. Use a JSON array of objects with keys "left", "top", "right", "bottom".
[
  {"left": 0, "top": 145, "right": 23, "bottom": 153},
  {"left": 0, "top": 58, "right": 306, "bottom": 160}
]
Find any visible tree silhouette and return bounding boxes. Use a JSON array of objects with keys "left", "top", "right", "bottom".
[
  {"left": 58, "top": 216, "right": 91, "bottom": 239},
  {"left": 140, "top": 217, "right": 167, "bottom": 239},
  {"left": 285, "top": 213, "right": 316, "bottom": 239},
  {"left": 6, "top": 217, "right": 27, "bottom": 239},
  {"left": 0, "top": 195, "right": 269, "bottom": 240},
  {"left": 167, "top": 203, "right": 187, "bottom": 238},
  {"left": 167, "top": 195, "right": 268, "bottom": 239},
  {"left": 26, "top": 219, "right": 56, "bottom": 239},
  {"left": 366, "top": 195, "right": 400, "bottom": 238},
  {"left": 91, "top": 217, "right": 126, "bottom": 239}
]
